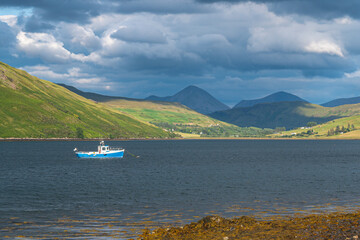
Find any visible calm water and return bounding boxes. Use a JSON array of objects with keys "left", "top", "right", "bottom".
[{"left": 1, "top": 140, "right": 360, "bottom": 239}]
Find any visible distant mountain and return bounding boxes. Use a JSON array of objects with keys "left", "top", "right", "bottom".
[
  {"left": 145, "top": 85, "right": 230, "bottom": 114},
  {"left": 0, "top": 61, "right": 172, "bottom": 139},
  {"left": 321, "top": 96, "right": 360, "bottom": 107},
  {"left": 233, "top": 91, "right": 307, "bottom": 108},
  {"left": 210, "top": 101, "right": 341, "bottom": 129},
  {"left": 57, "top": 83, "right": 141, "bottom": 102}
]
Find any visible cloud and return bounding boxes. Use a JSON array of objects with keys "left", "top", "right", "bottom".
[
  {"left": 304, "top": 40, "right": 344, "bottom": 57},
  {"left": 345, "top": 70, "right": 360, "bottom": 78},
  {"left": 0, "top": 15, "right": 17, "bottom": 27},
  {"left": 16, "top": 31, "right": 73, "bottom": 63},
  {"left": 16, "top": 31, "right": 99, "bottom": 64},
  {"left": 22, "top": 15, "right": 55, "bottom": 32},
  {"left": 1, "top": 0, "right": 360, "bottom": 104},
  {"left": 197, "top": 0, "right": 360, "bottom": 20},
  {"left": 111, "top": 26, "right": 167, "bottom": 44},
  {"left": 57, "top": 23, "right": 102, "bottom": 52}
]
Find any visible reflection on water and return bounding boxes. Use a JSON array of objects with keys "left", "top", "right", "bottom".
[{"left": 1, "top": 140, "right": 360, "bottom": 239}]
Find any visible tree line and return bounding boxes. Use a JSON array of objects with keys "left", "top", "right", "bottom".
[{"left": 327, "top": 123, "right": 355, "bottom": 136}]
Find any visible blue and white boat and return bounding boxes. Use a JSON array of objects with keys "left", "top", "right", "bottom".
[{"left": 74, "top": 141, "right": 125, "bottom": 158}]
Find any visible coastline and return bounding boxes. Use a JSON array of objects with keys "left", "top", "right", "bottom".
[
  {"left": 139, "top": 211, "right": 360, "bottom": 239},
  {"left": 1, "top": 137, "right": 360, "bottom": 141}
]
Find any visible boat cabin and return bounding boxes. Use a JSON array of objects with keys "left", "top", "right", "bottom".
[{"left": 98, "top": 141, "right": 109, "bottom": 153}]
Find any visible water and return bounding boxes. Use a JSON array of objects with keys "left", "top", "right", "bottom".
[{"left": 1, "top": 140, "right": 360, "bottom": 239}]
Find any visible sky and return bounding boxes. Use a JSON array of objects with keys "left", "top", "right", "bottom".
[{"left": 1, "top": 0, "right": 360, "bottom": 106}]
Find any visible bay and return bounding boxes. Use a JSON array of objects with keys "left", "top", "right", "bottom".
[{"left": 1, "top": 140, "right": 360, "bottom": 239}]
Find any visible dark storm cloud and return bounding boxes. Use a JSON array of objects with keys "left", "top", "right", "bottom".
[
  {"left": 0, "top": 0, "right": 209, "bottom": 25},
  {"left": 0, "top": 0, "right": 104, "bottom": 23},
  {"left": 2, "top": 0, "right": 360, "bottom": 104},
  {"left": 18, "top": 15, "right": 55, "bottom": 32},
  {"left": 197, "top": 0, "right": 360, "bottom": 19},
  {"left": 0, "top": 21, "right": 16, "bottom": 62}
]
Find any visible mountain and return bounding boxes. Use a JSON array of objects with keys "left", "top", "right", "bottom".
[
  {"left": 145, "top": 85, "right": 230, "bottom": 114},
  {"left": 57, "top": 83, "right": 142, "bottom": 102},
  {"left": 0, "top": 61, "right": 172, "bottom": 139},
  {"left": 233, "top": 91, "right": 307, "bottom": 108},
  {"left": 321, "top": 96, "right": 360, "bottom": 107},
  {"left": 210, "top": 101, "right": 342, "bottom": 129}
]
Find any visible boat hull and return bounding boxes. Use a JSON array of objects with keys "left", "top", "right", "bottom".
[{"left": 76, "top": 150, "right": 124, "bottom": 158}]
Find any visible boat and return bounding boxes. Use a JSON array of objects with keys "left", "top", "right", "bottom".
[{"left": 74, "top": 141, "right": 125, "bottom": 158}]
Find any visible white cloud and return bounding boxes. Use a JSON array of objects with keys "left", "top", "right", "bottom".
[
  {"left": 335, "top": 16, "right": 353, "bottom": 25},
  {"left": 17, "top": 31, "right": 72, "bottom": 63},
  {"left": 23, "top": 65, "right": 91, "bottom": 80},
  {"left": 16, "top": 31, "right": 100, "bottom": 64},
  {"left": 58, "top": 23, "right": 101, "bottom": 51},
  {"left": 304, "top": 40, "right": 344, "bottom": 57},
  {"left": 0, "top": 15, "right": 17, "bottom": 27},
  {"left": 345, "top": 70, "right": 360, "bottom": 78}
]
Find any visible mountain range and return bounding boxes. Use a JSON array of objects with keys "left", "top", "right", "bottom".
[
  {"left": 321, "top": 96, "right": 360, "bottom": 107},
  {"left": 145, "top": 85, "right": 230, "bottom": 114},
  {"left": 61, "top": 82, "right": 360, "bottom": 130},
  {"left": 233, "top": 91, "right": 307, "bottom": 108},
  {"left": 210, "top": 102, "right": 336, "bottom": 129}
]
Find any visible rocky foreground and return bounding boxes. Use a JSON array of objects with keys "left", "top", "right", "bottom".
[{"left": 139, "top": 212, "right": 360, "bottom": 239}]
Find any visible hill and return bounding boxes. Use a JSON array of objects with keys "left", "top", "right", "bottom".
[
  {"left": 0, "top": 61, "right": 173, "bottom": 139},
  {"left": 233, "top": 91, "right": 307, "bottom": 108},
  {"left": 210, "top": 101, "right": 349, "bottom": 129},
  {"left": 271, "top": 115, "right": 360, "bottom": 139},
  {"left": 321, "top": 96, "right": 360, "bottom": 107},
  {"left": 145, "top": 85, "right": 230, "bottom": 114}
]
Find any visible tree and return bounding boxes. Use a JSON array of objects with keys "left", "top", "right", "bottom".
[
  {"left": 275, "top": 127, "right": 286, "bottom": 132},
  {"left": 76, "top": 127, "right": 84, "bottom": 139},
  {"left": 307, "top": 122, "right": 317, "bottom": 127},
  {"left": 335, "top": 125, "right": 340, "bottom": 134}
]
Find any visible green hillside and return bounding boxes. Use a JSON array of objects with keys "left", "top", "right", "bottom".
[
  {"left": 210, "top": 101, "right": 360, "bottom": 130},
  {"left": 0, "top": 61, "right": 173, "bottom": 139},
  {"left": 271, "top": 115, "right": 360, "bottom": 139},
  {"left": 103, "top": 99, "right": 272, "bottom": 137}
]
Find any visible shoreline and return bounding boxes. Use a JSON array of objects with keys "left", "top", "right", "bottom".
[
  {"left": 1, "top": 137, "right": 360, "bottom": 141},
  {"left": 139, "top": 211, "right": 360, "bottom": 239}
]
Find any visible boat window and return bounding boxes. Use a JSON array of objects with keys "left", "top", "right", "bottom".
[{"left": 102, "top": 147, "right": 106, "bottom": 151}]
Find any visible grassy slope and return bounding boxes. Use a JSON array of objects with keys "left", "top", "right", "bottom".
[
  {"left": 0, "top": 61, "right": 172, "bottom": 139},
  {"left": 271, "top": 115, "right": 360, "bottom": 139},
  {"left": 104, "top": 99, "right": 228, "bottom": 126}
]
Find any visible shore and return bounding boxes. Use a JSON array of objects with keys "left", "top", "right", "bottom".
[
  {"left": 1, "top": 137, "right": 360, "bottom": 141},
  {"left": 139, "top": 212, "right": 360, "bottom": 240}
]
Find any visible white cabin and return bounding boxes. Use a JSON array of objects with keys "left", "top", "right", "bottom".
[{"left": 98, "top": 141, "right": 109, "bottom": 153}]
